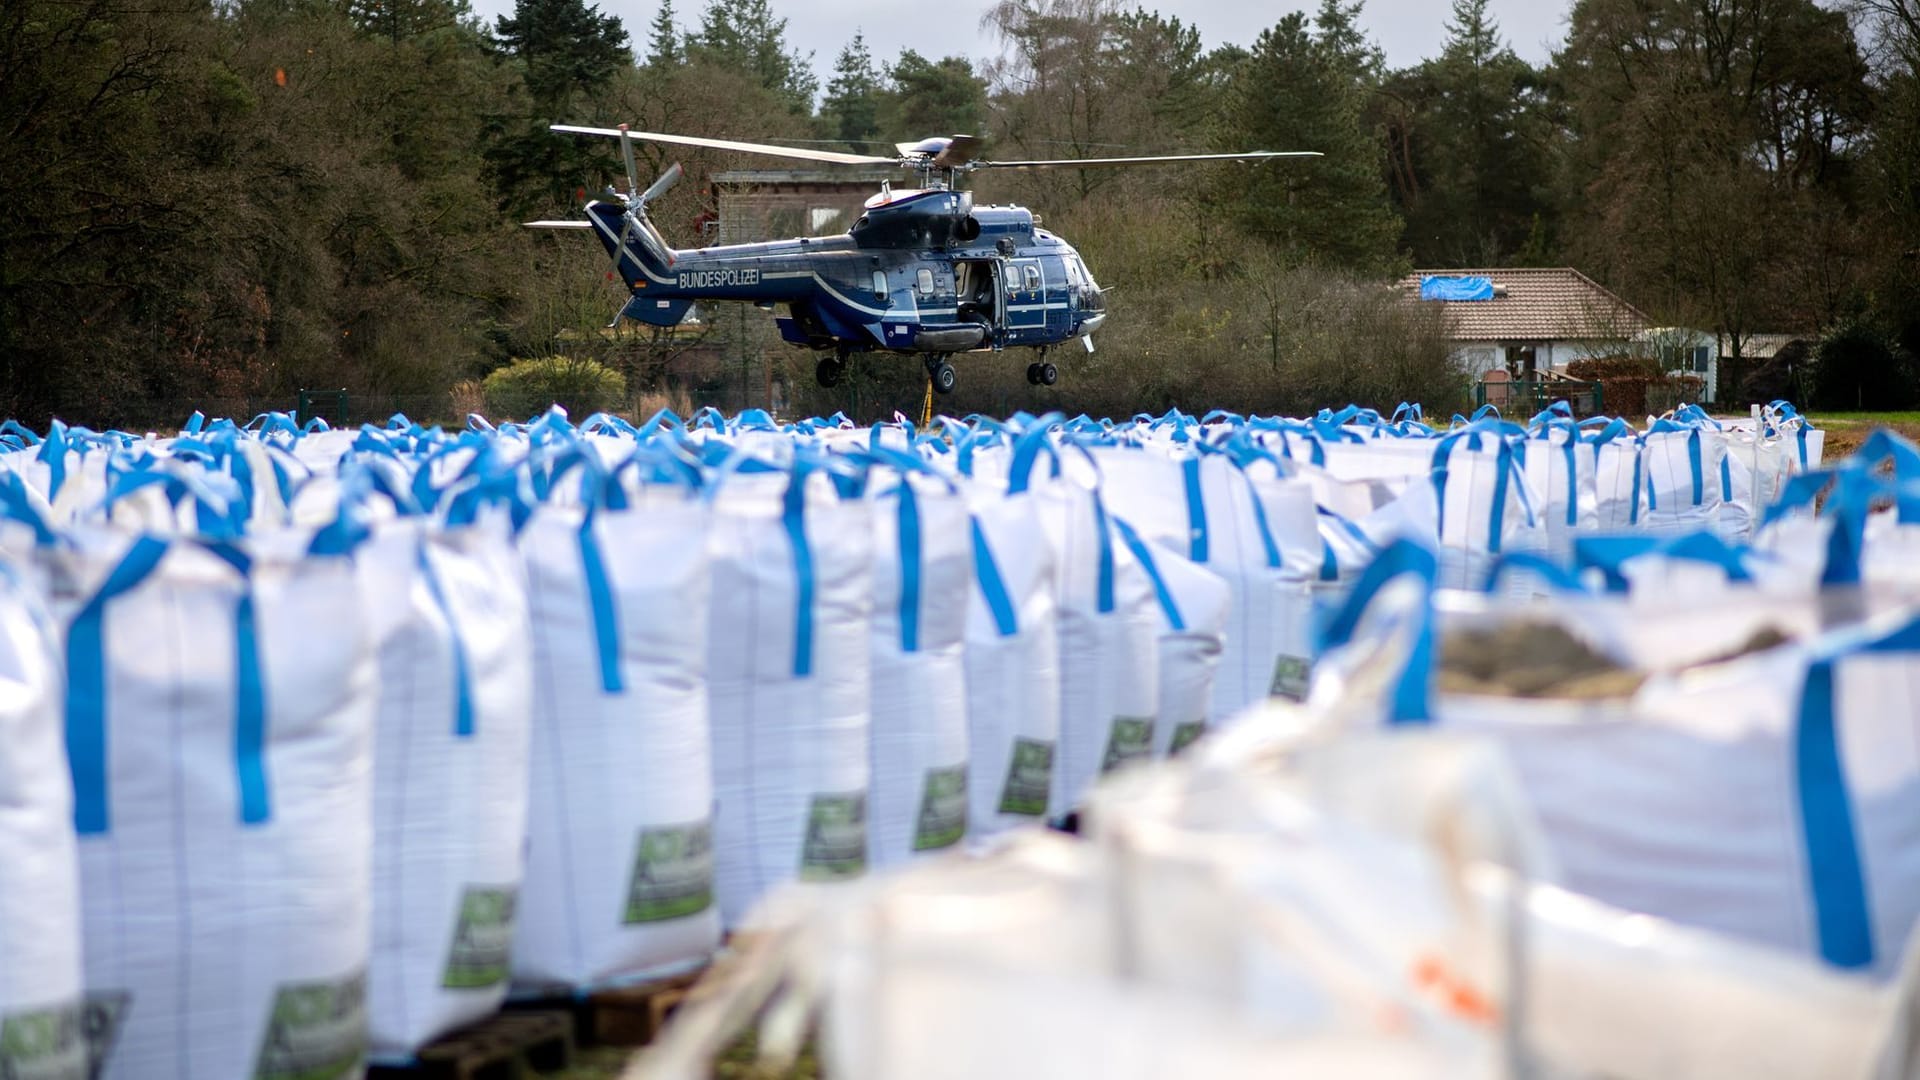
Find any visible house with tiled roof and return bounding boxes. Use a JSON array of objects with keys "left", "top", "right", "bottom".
[{"left": 1398, "top": 267, "right": 1652, "bottom": 382}]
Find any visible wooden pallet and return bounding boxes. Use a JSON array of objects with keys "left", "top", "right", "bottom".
[
  {"left": 367, "top": 1009, "right": 574, "bottom": 1080},
  {"left": 511, "top": 967, "right": 706, "bottom": 1048}
]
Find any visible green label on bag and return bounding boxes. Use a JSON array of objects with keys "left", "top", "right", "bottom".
[
  {"left": 1101, "top": 717, "right": 1155, "bottom": 774},
  {"left": 997, "top": 737, "right": 1054, "bottom": 817},
  {"left": 1168, "top": 721, "right": 1206, "bottom": 756},
  {"left": 80, "top": 991, "right": 128, "bottom": 1080},
  {"left": 913, "top": 766, "right": 968, "bottom": 851},
  {"left": 443, "top": 886, "right": 518, "bottom": 989},
  {"left": 800, "top": 792, "right": 867, "bottom": 881},
  {"left": 624, "top": 821, "right": 715, "bottom": 923},
  {"left": 1, "top": 1001, "right": 86, "bottom": 1080},
  {"left": 253, "top": 973, "right": 366, "bottom": 1080},
  {"left": 1269, "top": 655, "right": 1312, "bottom": 701}
]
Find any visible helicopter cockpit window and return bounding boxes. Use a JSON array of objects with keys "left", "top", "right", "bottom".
[
  {"left": 1063, "top": 257, "right": 1084, "bottom": 288},
  {"left": 916, "top": 268, "right": 935, "bottom": 296},
  {"left": 1022, "top": 265, "right": 1042, "bottom": 292},
  {"left": 872, "top": 270, "right": 888, "bottom": 298}
]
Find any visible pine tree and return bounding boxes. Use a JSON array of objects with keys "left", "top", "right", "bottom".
[
  {"left": 882, "top": 51, "right": 988, "bottom": 142},
  {"left": 489, "top": 0, "right": 631, "bottom": 213},
  {"left": 645, "top": 0, "right": 679, "bottom": 68},
  {"left": 820, "top": 31, "right": 881, "bottom": 149},
  {"left": 1214, "top": 13, "right": 1401, "bottom": 271},
  {"left": 345, "top": 0, "right": 470, "bottom": 41},
  {"left": 494, "top": 0, "right": 630, "bottom": 116},
  {"left": 1311, "top": 0, "right": 1383, "bottom": 85},
  {"left": 684, "top": 0, "right": 817, "bottom": 113}
]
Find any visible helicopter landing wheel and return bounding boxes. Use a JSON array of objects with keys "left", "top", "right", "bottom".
[
  {"left": 930, "top": 360, "right": 957, "bottom": 395},
  {"left": 1038, "top": 362, "right": 1058, "bottom": 386},
  {"left": 815, "top": 355, "right": 844, "bottom": 388},
  {"left": 1026, "top": 362, "right": 1042, "bottom": 385}
]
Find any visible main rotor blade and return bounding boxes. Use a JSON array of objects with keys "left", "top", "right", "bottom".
[
  {"left": 931, "top": 134, "right": 980, "bottom": 169},
  {"left": 524, "top": 220, "right": 593, "bottom": 229},
  {"left": 640, "top": 161, "right": 683, "bottom": 205},
  {"left": 552, "top": 125, "right": 897, "bottom": 166},
  {"left": 970, "top": 151, "right": 1322, "bottom": 170},
  {"left": 615, "top": 123, "right": 642, "bottom": 197}
]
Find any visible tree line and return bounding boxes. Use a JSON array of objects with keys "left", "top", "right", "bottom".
[{"left": 2, "top": 0, "right": 1915, "bottom": 425}]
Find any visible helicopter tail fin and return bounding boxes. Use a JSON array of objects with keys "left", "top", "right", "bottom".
[{"left": 585, "top": 201, "right": 679, "bottom": 290}]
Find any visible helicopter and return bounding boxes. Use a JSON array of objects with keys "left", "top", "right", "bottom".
[{"left": 528, "top": 126, "right": 1319, "bottom": 394}]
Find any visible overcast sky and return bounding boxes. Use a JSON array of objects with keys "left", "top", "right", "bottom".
[{"left": 474, "top": 0, "right": 1576, "bottom": 94}]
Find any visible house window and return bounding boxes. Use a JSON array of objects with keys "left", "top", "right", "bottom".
[
  {"left": 916, "top": 268, "right": 935, "bottom": 296},
  {"left": 1692, "top": 346, "right": 1711, "bottom": 372}
]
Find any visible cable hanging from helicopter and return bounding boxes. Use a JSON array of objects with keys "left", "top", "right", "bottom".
[{"left": 525, "top": 124, "right": 1320, "bottom": 396}]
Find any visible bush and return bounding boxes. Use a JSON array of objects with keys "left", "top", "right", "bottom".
[
  {"left": 1566, "top": 355, "right": 1669, "bottom": 416},
  {"left": 481, "top": 356, "right": 625, "bottom": 422},
  {"left": 783, "top": 255, "right": 1470, "bottom": 422},
  {"left": 1807, "top": 321, "right": 1920, "bottom": 411}
]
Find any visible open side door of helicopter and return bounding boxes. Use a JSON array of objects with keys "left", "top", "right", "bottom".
[{"left": 953, "top": 260, "right": 1005, "bottom": 345}]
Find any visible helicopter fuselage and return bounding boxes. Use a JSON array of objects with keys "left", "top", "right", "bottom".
[{"left": 585, "top": 188, "right": 1107, "bottom": 362}]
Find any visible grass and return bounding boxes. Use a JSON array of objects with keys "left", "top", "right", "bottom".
[
  {"left": 1805, "top": 411, "right": 1920, "bottom": 458},
  {"left": 1806, "top": 411, "right": 1920, "bottom": 424}
]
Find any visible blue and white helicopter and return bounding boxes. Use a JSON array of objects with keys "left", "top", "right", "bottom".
[{"left": 530, "top": 126, "right": 1317, "bottom": 393}]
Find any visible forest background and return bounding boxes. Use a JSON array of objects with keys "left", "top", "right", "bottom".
[{"left": 3, "top": 0, "right": 1917, "bottom": 425}]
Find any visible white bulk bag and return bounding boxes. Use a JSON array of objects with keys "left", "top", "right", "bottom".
[
  {"left": 964, "top": 498, "right": 1063, "bottom": 835},
  {"left": 709, "top": 457, "right": 874, "bottom": 927},
  {"left": 56, "top": 528, "right": 376, "bottom": 1080},
  {"left": 867, "top": 467, "right": 971, "bottom": 868},
  {"left": 1318, "top": 542, "right": 1920, "bottom": 975},
  {"left": 1093, "top": 445, "right": 1321, "bottom": 719},
  {"left": 1090, "top": 728, "right": 1909, "bottom": 1080},
  {"left": 1007, "top": 439, "right": 1160, "bottom": 814},
  {"left": 1111, "top": 519, "right": 1229, "bottom": 757},
  {"left": 1716, "top": 426, "right": 1793, "bottom": 542},
  {"left": 513, "top": 485, "right": 720, "bottom": 986},
  {"left": 1427, "top": 426, "right": 1546, "bottom": 591},
  {"left": 359, "top": 514, "right": 534, "bottom": 1057},
  {"left": 789, "top": 833, "right": 1500, "bottom": 1080},
  {"left": 0, "top": 567, "right": 85, "bottom": 1080},
  {"left": 1078, "top": 444, "right": 1185, "bottom": 551},
  {"left": 1637, "top": 423, "right": 1728, "bottom": 537},
  {"left": 1519, "top": 425, "right": 1598, "bottom": 560},
  {"left": 1589, "top": 423, "right": 1644, "bottom": 531},
  {"left": 1200, "top": 452, "right": 1322, "bottom": 717}
]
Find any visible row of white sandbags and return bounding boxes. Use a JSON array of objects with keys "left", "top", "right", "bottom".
[
  {"left": 0, "top": 510, "right": 658, "bottom": 1075},
  {"left": 0, "top": 438, "right": 1233, "bottom": 1077}
]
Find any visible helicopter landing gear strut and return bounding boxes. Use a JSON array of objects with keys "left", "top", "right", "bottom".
[
  {"left": 816, "top": 350, "right": 850, "bottom": 389},
  {"left": 925, "top": 354, "right": 957, "bottom": 395}
]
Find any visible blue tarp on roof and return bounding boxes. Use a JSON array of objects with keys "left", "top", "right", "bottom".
[{"left": 1420, "top": 275, "right": 1496, "bottom": 302}]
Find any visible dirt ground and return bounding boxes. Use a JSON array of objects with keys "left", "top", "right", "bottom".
[
  {"left": 1806, "top": 412, "right": 1920, "bottom": 459},
  {"left": 549, "top": 1034, "right": 818, "bottom": 1080}
]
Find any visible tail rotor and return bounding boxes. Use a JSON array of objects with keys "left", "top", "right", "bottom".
[{"left": 602, "top": 123, "right": 684, "bottom": 327}]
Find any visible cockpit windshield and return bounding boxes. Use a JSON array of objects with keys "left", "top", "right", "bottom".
[{"left": 1066, "top": 252, "right": 1105, "bottom": 312}]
